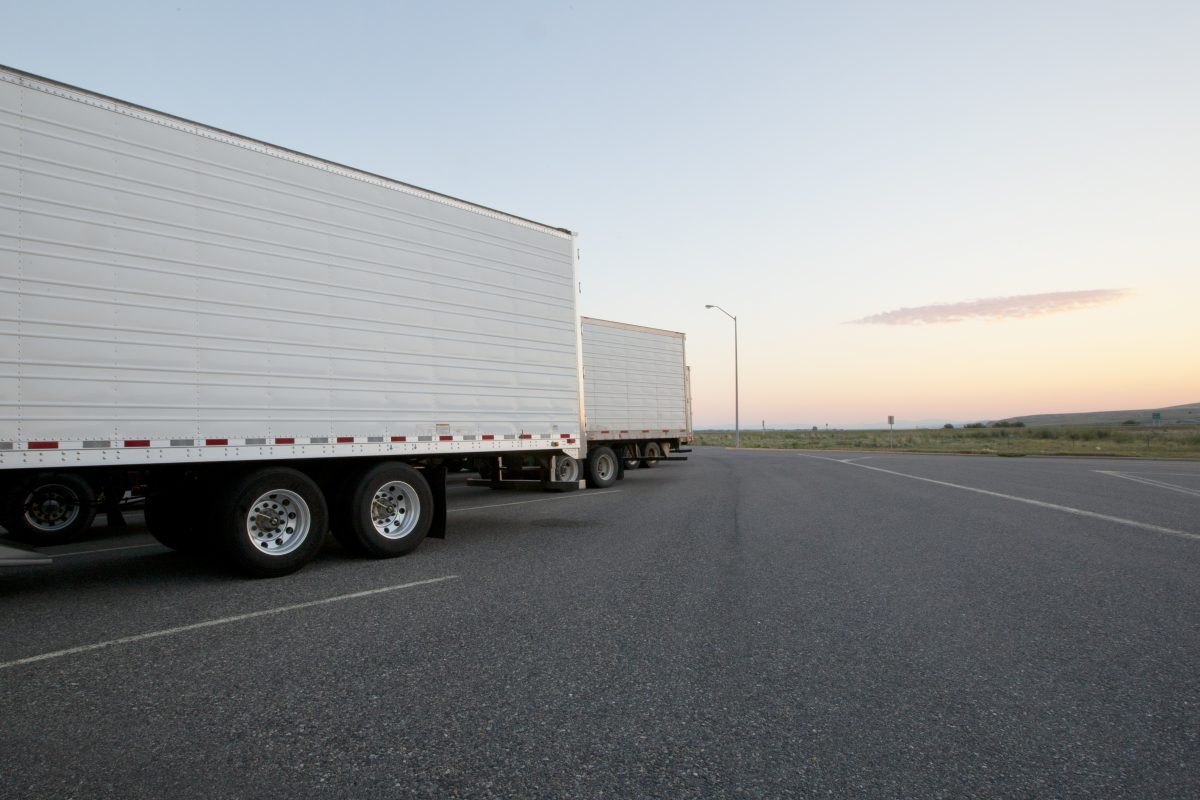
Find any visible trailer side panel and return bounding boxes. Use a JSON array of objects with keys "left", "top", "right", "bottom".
[{"left": 0, "top": 68, "right": 581, "bottom": 468}]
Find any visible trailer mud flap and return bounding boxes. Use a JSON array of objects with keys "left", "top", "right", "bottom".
[{"left": 426, "top": 465, "right": 447, "bottom": 539}]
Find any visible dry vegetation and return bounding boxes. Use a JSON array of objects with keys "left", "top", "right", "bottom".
[{"left": 694, "top": 426, "right": 1200, "bottom": 459}]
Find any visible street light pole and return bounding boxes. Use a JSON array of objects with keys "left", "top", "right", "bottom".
[{"left": 705, "top": 304, "right": 739, "bottom": 448}]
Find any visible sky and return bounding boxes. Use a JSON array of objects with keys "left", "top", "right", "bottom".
[{"left": 3, "top": 0, "right": 1197, "bottom": 427}]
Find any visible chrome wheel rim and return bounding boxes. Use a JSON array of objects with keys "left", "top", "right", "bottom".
[
  {"left": 371, "top": 481, "right": 420, "bottom": 540},
  {"left": 554, "top": 457, "right": 579, "bottom": 482},
  {"left": 245, "top": 489, "right": 310, "bottom": 555},
  {"left": 23, "top": 484, "right": 83, "bottom": 532},
  {"left": 595, "top": 453, "right": 616, "bottom": 482}
]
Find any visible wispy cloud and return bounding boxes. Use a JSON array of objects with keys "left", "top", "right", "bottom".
[{"left": 850, "top": 289, "right": 1133, "bottom": 325}]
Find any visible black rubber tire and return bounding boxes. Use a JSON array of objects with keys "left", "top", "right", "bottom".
[
  {"left": 552, "top": 455, "right": 581, "bottom": 483},
  {"left": 585, "top": 446, "right": 619, "bottom": 489},
  {"left": 336, "top": 462, "right": 433, "bottom": 558},
  {"left": 640, "top": 441, "right": 663, "bottom": 469},
  {"left": 215, "top": 468, "right": 328, "bottom": 577},
  {"left": 144, "top": 481, "right": 211, "bottom": 553},
  {"left": 474, "top": 458, "right": 498, "bottom": 481},
  {"left": 3, "top": 472, "right": 97, "bottom": 545}
]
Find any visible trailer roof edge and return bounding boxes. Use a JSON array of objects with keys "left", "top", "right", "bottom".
[{"left": 0, "top": 63, "right": 573, "bottom": 239}]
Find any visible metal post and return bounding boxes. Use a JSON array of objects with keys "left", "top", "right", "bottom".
[
  {"left": 733, "top": 314, "right": 739, "bottom": 448},
  {"left": 706, "top": 304, "right": 740, "bottom": 448}
]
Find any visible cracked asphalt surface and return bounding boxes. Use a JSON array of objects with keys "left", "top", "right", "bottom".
[{"left": 1, "top": 448, "right": 1198, "bottom": 798}]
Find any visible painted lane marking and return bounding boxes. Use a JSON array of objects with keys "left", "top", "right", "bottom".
[
  {"left": 51, "top": 543, "right": 165, "bottom": 558},
  {"left": 449, "top": 490, "right": 620, "bottom": 513},
  {"left": 1105, "top": 472, "right": 1200, "bottom": 478},
  {"left": 1095, "top": 471, "right": 1200, "bottom": 499},
  {"left": 795, "top": 454, "right": 1198, "bottom": 542},
  {"left": 0, "top": 575, "right": 458, "bottom": 671}
]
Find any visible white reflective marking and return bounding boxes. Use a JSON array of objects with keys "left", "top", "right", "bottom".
[
  {"left": 795, "top": 454, "right": 1198, "bottom": 541},
  {"left": 449, "top": 490, "right": 620, "bottom": 513},
  {"left": 0, "top": 576, "right": 458, "bottom": 671},
  {"left": 1096, "top": 471, "right": 1200, "bottom": 498}
]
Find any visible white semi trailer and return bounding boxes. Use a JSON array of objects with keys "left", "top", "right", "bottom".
[
  {"left": 0, "top": 65, "right": 585, "bottom": 575},
  {"left": 575, "top": 317, "right": 692, "bottom": 488}
]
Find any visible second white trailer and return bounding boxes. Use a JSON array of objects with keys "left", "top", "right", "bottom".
[{"left": 577, "top": 317, "right": 692, "bottom": 488}]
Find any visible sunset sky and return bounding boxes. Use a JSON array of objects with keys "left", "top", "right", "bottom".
[{"left": 3, "top": 1, "right": 1197, "bottom": 427}]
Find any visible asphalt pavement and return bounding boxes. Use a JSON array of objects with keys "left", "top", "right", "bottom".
[{"left": 1, "top": 448, "right": 1198, "bottom": 798}]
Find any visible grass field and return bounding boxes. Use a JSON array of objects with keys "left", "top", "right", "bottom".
[{"left": 694, "top": 426, "right": 1200, "bottom": 459}]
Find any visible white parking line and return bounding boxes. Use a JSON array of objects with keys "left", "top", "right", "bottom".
[
  {"left": 0, "top": 575, "right": 458, "bottom": 671},
  {"left": 797, "top": 454, "right": 1198, "bottom": 541},
  {"left": 449, "top": 490, "right": 620, "bottom": 513},
  {"left": 51, "top": 543, "right": 165, "bottom": 558},
  {"left": 1096, "top": 471, "right": 1200, "bottom": 498}
]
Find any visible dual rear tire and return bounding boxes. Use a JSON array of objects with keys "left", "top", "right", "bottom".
[
  {"left": 215, "top": 468, "right": 329, "bottom": 578},
  {"left": 145, "top": 462, "right": 434, "bottom": 577},
  {"left": 333, "top": 462, "right": 433, "bottom": 558},
  {"left": 1, "top": 473, "right": 98, "bottom": 545},
  {"left": 585, "top": 446, "right": 619, "bottom": 489},
  {"left": 640, "top": 441, "right": 663, "bottom": 468}
]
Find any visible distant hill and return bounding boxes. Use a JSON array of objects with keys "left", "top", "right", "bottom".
[{"left": 999, "top": 402, "right": 1200, "bottom": 427}]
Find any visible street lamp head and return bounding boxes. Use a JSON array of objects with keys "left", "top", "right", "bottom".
[{"left": 705, "top": 304, "right": 714, "bottom": 309}]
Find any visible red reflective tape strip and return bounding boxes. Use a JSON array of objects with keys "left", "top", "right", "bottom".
[
  {"left": 439, "top": 435, "right": 453, "bottom": 441},
  {"left": 600, "top": 430, "right": 610, "bottom": 434},
  {"left": 205, "top": 438, "right": 228, "bottom": 446},
  {"left": 125, "top": 440, "right": 150, "bottom": 448},
  {"left": 567, "top": 438, "right": 577, "bottom": 444},
  {"left": 29, "top": 441, "right": 59, "bottom": 449},
  {"left": 275, "top": 437, "right": 295, "bottom": 445},
  {"left": 560, "top": 433, "right": 571, "bottom": 438},
  {"left": 642, "top": 430, "right": 651, "bottom": 433},
  {"left": 337, "top": 437, "right": 354, "bottom": 443},
  {"left": 481, "top": 435, "right": 495, "bottom": 440},
  {"left": 620, "top": 430, "right": 629, "bottom": 434},
  {"left": 519, "top": 434, "right": 532, "bottom": 440},
  {"left": 391, "top": 436, "right": 407, "bottom": 442}
]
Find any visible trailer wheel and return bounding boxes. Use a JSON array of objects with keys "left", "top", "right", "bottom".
[
  {"left": 552, "top": 455, "right": 581, "bottom": 483},
  {"left": 337, "top": 462, "right": 432, "bottom": 558},
  {"left": 621, "top": 444, "right": 639, "bottom": 470},
  {"left": 585, "top": 446, "right": 619, "bottom": 489},
  {"left": 3, "top": 473, "right": 97, "bottom": 545},
  {"left": 216, "top": 468, "right": 327, "bottom": 577},
  {"left": 640, "top": 441, "right": 662, "bottom": 468},
  {"left": 475, "top": 458, "right": 497, "bottom": 481}
]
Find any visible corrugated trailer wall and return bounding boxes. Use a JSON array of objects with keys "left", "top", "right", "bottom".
[
  {"left": 0, "top": 67, "right": 580, "bottom": 465},
  {"left": 581, "top": 317, "right": 688, "bottom": 435}
]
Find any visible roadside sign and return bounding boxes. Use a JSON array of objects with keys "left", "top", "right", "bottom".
[{"left": 888, "top": 415, "right": 894, "bottom": 425}]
